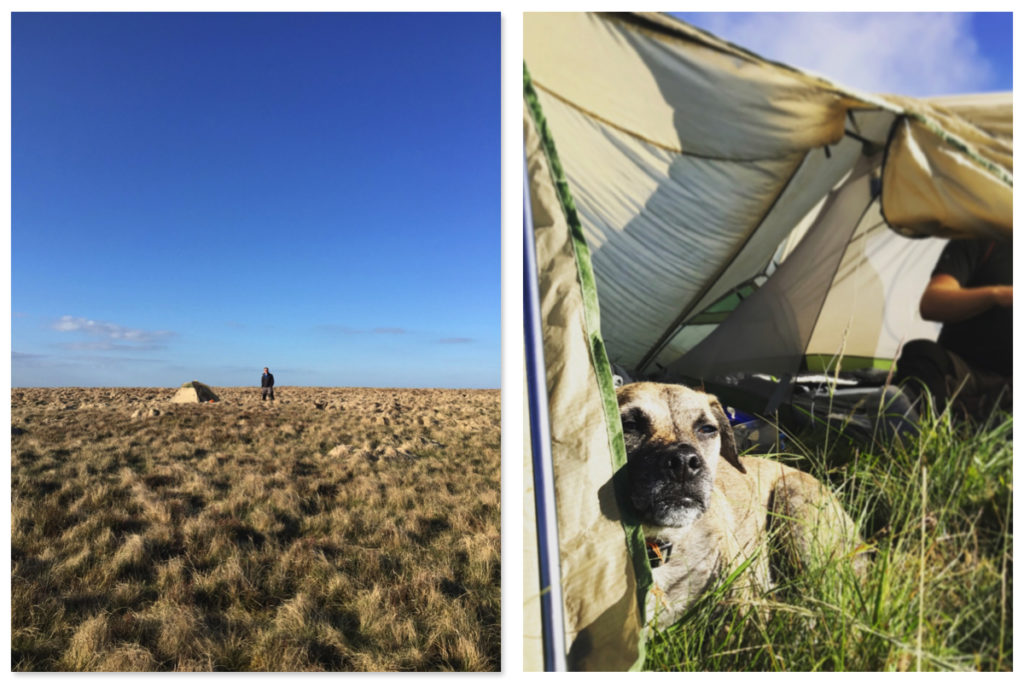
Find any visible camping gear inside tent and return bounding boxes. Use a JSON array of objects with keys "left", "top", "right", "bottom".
[
  {"left": 171, "top": 381, "right": 220, "bottom": 403},
  {"left": 523, "top": 12, "right": 1011, "bottom": 671}
]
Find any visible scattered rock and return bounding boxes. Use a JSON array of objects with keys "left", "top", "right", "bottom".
[{"left": 12, "top": 426, "right": 26, "bottom": 436}]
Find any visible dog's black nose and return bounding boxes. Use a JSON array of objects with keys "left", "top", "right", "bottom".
[{"left": 666, "top": 450, "right": 702, "bottom": 477}]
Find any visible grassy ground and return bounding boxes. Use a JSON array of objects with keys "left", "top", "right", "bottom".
[
  {"left": 11, "top": 386, "right": 500, "bottom": 671},
  {"left": 643, "top": 405, "right": 1012, "bottom": 672}
]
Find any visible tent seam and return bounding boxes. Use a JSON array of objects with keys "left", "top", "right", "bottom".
[
  {"left": 877, "top": 114, "right": 906, "bottom": 237},
  {"left": 798, "top": 193, "right": 881, "bottom": 373}
]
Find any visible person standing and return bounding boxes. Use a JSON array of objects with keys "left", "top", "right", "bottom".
[{"left": 261, "top": 367, "right": 275, "bottom": 401}]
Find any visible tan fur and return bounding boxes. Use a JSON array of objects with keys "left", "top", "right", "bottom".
[{"left": 617, "top": 382, "right": 866, "bottom": 626}]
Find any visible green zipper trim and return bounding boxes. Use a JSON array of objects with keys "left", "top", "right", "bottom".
[
  {"left": 803, "top": 354, "right": 894, "bottom": 373},
  {"left": 525, "top": 62, "right": 652, "bottom": 670}
]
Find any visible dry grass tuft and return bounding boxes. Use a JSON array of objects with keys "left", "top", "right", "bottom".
[{"left": 11, "top": 386, "right": 500, "bottom": 671}]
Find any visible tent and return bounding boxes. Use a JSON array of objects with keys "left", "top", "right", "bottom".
[
  {"left": 523, "top": 12, "right": 1011, "bottom": 671},
  {"left": 170, "top": 381, "right": 219, "bottom": 403}
]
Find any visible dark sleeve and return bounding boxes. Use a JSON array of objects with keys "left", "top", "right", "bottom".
[{"left": 931, "top": 240, "right": 985, "bottom": 287}]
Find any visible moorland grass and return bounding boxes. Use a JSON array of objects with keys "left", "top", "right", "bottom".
[
  {"left": 11, "top": 386, "right": 500, "bottom": 672},
  {"left": 643, "top": 403, "right": 1012, "bottom": 672}
]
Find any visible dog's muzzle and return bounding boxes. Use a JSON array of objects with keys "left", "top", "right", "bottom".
[{"left": 628, "top": 443, "right": 712, "bottom": 525}]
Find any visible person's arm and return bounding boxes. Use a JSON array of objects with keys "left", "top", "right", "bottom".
[{"left": 919, "top": 273, "right": 1013, "bottom": 323}]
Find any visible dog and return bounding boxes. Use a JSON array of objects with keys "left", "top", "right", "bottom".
[{"left": 618, "top": 382, "right": 868, "bottom": 626}]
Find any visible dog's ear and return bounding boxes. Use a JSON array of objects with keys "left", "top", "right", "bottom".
[{"left": 709, "top": 397, "right": 745, "bottom": 474}]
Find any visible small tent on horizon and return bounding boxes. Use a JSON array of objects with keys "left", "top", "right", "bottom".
[{"left": 171, "top": 381, "right": 219, "bottom": 403}]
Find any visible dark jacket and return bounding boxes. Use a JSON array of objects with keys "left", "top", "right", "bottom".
[
  {"left": 932, "top": 240, "right": 1012, "bottom": 377},
  {"left": 261, "top": 372, "right": 274, "bottom": 388}
]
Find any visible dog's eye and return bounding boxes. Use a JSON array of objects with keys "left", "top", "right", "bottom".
[
  {"left": 620, "top": 409, "right": 647, "bottom": 434},
  {"left": 697, "top": 423, "right": 718, "bottom": 436}
]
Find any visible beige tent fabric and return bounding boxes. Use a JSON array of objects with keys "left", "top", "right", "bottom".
[
  {"left": 525, "top": 101, "right": 645, "bottom": 671},
  {"left": 881, "top": 117, "right": 1012, "bottom": 242},
  {"left": 534, "top": 84, "right": 809, "bottom": 369},
  {"left": 892, "top": 92, "right": 1013, "bottom": 171},
  {"left": 668, "top": 154, "right": 883, "bottom": 379},
  {"left": 880, "top": 93, "right": 1011, "bottom": 240},
  {"left": 525, "top": 11, "right": 1012, "bottom": 378},
  {"left": 524, "top": 12, "right": 860, "bottom": 161},
  {"left": 924, "top": 92, "right": 1013, "bottom": 149},
  {"left": 649, "top": 132, "right": 872, "bottom": 370}
]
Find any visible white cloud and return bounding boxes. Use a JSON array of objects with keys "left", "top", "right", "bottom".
[
  {"left": 685, "top": 13, "right": 995, "bottom": 96},
  {"left": 52, "top": 315, "right": 174, "bottom": 347}
]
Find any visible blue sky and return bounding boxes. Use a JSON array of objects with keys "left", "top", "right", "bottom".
[
  {"left": 12, "top": 12, "right": 500, "bottom": 388},
  {"left": 672, "top": 12, "right": 1013, "bottom": 96}
]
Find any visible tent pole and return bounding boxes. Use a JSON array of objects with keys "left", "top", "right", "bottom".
[{"left": 524, "top": 155, "right": 568, "bottom": 672}]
